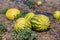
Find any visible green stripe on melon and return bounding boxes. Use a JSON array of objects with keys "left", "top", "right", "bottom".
[
  {"left": 14, "top": 18, "right": 31, "bottom": 32},
  {"left": 25, "top": 12, "right": 35, "bottom": 21},
  {"left": 31, "top": 14, "right": 51, "bottom": 31}
]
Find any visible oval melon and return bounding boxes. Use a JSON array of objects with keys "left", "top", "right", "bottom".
[
  {"left": 31, "top": 14, "right": 51, "bottom": 31},
  {"left": 6, "top": 8, "right": 20, "bottom": 20},
  {"left": 14, "top": 18, "right": 31, "bottom": 32}
]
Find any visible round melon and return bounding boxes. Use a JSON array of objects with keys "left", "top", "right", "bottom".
[
  {"left": 6, "top": 8, "right": 20, "bottom": 20},
  {"left": 25, "top": 12, "right": 35, "bottom": 21},
  {"left": 31, "top": 14, "right": 51, "bottom": 31},
  {"left": 36, "top": 1, "right": 43, "bottom": 6},
  {"left": 14, "top": 18, "right": 31, "bottom": 32},
  {"left": 53, "top": 11, "right": 60, "bottom": 19}
]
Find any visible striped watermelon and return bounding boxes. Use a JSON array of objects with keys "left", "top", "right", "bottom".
[
  {"left": 31, "top": 14, "right": 51, "bottom": 31},
  {"left": 14, "top": 18, "right": 31, "bottom": 32},
  {"left": 25, "top": 12, "right": 35, "bottom": 21}
]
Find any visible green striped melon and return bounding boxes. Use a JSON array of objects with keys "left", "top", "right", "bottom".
[
  {"left": 14, "top": 18, "right": 31, "bottom": 32},
  {"left": 25, "top": 12, "right": 35, "bottom": 21},
  {"left": 31, "top": 14, "right": 51, "bottom": 31}
]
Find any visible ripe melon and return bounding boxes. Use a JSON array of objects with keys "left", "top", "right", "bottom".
[
  {"left": 6, "top": 8, "right": 20, "bottom": 20},
  {"left": 31, "top": 14, "right": 50, "bottom": 31},
  {"left": 14, "top": 18, "right": 31, "bottom": 32},
  {"left": 25, "top": 12, "right": 35, "bottom": 21}
]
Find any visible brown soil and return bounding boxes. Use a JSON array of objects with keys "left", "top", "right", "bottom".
[{"left": 0, "top": 0, "right": 60, "bottom": 40}]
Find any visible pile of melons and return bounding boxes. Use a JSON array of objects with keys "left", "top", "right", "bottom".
[{"left": 5, "top": 8, "right": 60, "bottom": 32}]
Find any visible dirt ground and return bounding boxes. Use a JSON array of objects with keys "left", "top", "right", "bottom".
[{"left": 0, "top": 0, "right": 60, "bottom": 40}]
